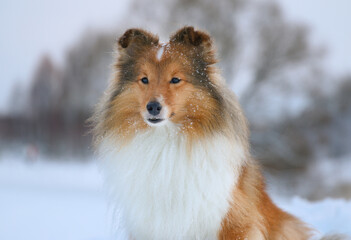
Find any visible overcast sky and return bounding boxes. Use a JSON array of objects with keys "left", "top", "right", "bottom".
[
  {"left": 0, "top": 0, "right": 350, "bottom": 114},
  {"left": 278, "top": 0, "right": 351, "bottom": 75}
]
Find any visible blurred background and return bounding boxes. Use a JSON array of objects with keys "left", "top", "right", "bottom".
[{"left": 1, "top": 0, "right": 350, "bottom": 239}]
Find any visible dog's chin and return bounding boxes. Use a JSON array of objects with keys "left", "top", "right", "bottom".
[{"left": 145, "top": 118, "right": 168, "bottom": 127}]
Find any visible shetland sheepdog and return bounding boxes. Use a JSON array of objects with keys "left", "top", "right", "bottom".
[{"left": 92, "top": 26, "right": 313, "bottom": 239}]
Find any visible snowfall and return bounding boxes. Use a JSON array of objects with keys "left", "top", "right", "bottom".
[{"left": 1, "top": 154, "right": 350, "bottom": 240}]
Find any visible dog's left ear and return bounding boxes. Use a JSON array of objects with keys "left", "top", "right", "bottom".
[
  {"left": 170, "top": 26, "right": 212, "bottom": 48},
  {"left": 170, "top": 26, "right": 216, "bottom": 65}
]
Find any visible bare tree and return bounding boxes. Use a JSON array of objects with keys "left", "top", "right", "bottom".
[
  {"left": 60, "top": 30, "right": 115, "bottom": 123},
  {"left": 29, "top": 55, "right": 61, "bottom": 119},
  {"left": 241, "top": 2, "right": 322, "bottom": 106}
]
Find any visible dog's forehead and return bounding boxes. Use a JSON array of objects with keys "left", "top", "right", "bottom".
[
  {"left": 153, "top": 42, "right": 190, "bottom": 62},
  {"left": 136, "top": 43, "right": 198, "bottom": 78}
]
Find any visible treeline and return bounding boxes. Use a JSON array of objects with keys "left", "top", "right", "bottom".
[{"left": 3, "top": 31, "right": 115, "bottom": 157}]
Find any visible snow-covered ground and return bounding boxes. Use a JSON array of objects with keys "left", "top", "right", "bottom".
[{"left": 0, "top": 156, "right": 350, "bottom": 240}]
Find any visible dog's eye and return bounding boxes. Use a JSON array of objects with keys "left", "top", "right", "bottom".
[
  {"left": 141, "top": 77, "right": 149, "bottom": 84},
  {"left": 170, "top": 77, "right": 181, "bottom": 84}
]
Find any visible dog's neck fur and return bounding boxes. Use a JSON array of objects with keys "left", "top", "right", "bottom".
[{"left": 99, "top": 123, "right": 246, "bottom": 240}]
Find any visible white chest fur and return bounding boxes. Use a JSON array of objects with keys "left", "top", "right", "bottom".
[{"left": 98, "top": 125, "right": 245, "bottom": 240}]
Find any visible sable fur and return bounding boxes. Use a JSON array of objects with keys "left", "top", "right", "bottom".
[{"left": 92, "top": 26, "right": 313, "bottom": 239}]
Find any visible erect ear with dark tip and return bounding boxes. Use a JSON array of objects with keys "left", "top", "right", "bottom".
[
  {"left": 118, "top": 28, "right": 159, "bottom": 49},
  {"left": 170, "top": 26, "right": 211, "bottom": 47}
]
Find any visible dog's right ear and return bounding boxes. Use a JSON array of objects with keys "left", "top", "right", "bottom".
[{"left": 117, "top": 28, "right": 159, "bottom": 54}]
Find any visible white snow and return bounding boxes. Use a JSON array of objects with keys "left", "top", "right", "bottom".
[
  {"left": 0, "top": 158, "right": 111, "bottom": 240},
  {"left": 0, "top": 156, "right": 350, "bottom": 240},
  {"left": 276, "top": 197, "right": 351, "bottom": 238}
]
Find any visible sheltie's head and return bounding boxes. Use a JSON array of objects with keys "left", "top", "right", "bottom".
[{"left": 94, "top": 27, "right": 244, "bottom": 142}]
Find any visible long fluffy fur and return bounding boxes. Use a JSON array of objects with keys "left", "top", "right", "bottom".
[{"left": 92, "top": 26, "right": 315, "bottom": 239}]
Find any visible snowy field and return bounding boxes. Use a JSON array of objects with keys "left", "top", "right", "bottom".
[{"left": 1, "top": 155, "right": 350, "bottom": 240}]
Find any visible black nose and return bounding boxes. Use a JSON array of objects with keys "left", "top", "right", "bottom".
[{"left": 146, "top": 101, "right": 162, "bottom": 116}]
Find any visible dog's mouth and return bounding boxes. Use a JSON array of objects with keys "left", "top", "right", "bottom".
[{"left": 147, "top": 118, "right": 164, "bottom": 124}]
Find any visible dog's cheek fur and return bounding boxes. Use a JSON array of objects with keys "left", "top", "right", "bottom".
[
  {"left": 110, "top": 59, "right": 138, "bottom": 102},
  {"left": 104, "top": 85, "right": 148, "bottom": 141},
  {"left": 171, "top": 86, "right": 224, "bottom": 140}
]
